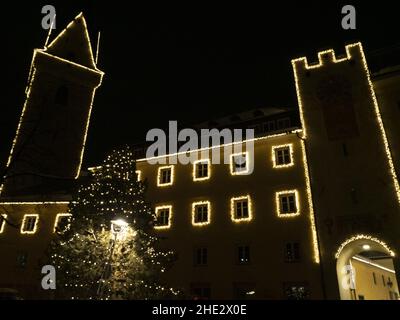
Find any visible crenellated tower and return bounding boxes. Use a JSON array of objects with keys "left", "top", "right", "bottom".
[{"left": 292, "top": 43, "right": 400, "bottom": 299}]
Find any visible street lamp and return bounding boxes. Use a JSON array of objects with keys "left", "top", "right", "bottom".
[
  {"left": 97, "top": 219, "right": 129, "bottom": 299},
  {"left": 111, "top": 219, "right": 128, "bottom": 239}
]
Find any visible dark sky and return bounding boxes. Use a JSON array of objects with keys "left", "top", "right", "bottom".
[{"left": 2, "top": 2, "right": 399, "bottom": 168}]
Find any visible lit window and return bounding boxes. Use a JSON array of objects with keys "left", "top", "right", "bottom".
[
  {"left": 21, "top": 214, "right": 39, "bottom": 234},
  {"left": 155, "top": 206, "right": 172, "bottom": 229},
  {"left": 285, "top": 242, "right": 300, "bottom": 262},
  {"left": 193, "top": 160, "right": 210, "bottom": 181},
  {"left": 237, "top": 245, "right": 250, "bottom": 264},
  {"left": 231, "top": 196, "right": 252, "bottom": 222},
  {"left": 276, "top": 190, "right": 300, "bottom": 217},
  {"left": 194, "top": 247, "right": 208, "bottom": 266},
  {"left": 157, "top": 166, "right": 174, "bottom": 186},
  {"left": 230, "top": 152, "right": 249, "bottom": 175},
  {"left": 192, "top": 201, "right": 210, "bottom": 226},
  {"left": 136, "top": 170, "right": 142, "bottom": 182},
  {"left": 0, "top": 214, "right": 7, "bottom": 234},
  {"left": 272, "top": 144, "right": 294, "bottom": 168},
  {"left": 53, "top": 213, "right": 72, "bottom": 233}
]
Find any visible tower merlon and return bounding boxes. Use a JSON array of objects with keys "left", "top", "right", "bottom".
[{"left": 291, "top": 42, "right": 364, "bottom": 73}]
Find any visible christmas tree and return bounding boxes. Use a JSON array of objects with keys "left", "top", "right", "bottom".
[{"left": 48, "top": 146, "right": 177, "bottom": 299}]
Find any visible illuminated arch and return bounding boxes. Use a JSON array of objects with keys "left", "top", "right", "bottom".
[{"left": 335, "top": 234, "right": 396, "bottom": 300}]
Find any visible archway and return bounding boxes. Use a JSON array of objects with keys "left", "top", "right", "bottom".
[{"left": 336, "top": 235, "right": 399, "bottom": 300}]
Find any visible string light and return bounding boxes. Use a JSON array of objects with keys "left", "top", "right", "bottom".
[
  {"left": 275, "top": 190, "right": 300, "bottom": 218},
  {"left": 352, "top": 255, "right": 396, "bottom": 274},
  {"left": 230, "top": 195, "right": 253, "bottom": 222},
  {"left": 154, "top": 205, "right": 172, "bottom": 229},
  {"left": 192, "top": 159, "right": 211, "bottom": 182},
  {"left": 0, "top": 13, "right": 104, "bottom": 195},
  {"left": 53, "top": 213, "right": 72, "bottom": 233},
  {"left": 335, "top": 234, "right": 395, "bottom": 259},
  {"left": 300, "top": 140, "right": 320, "bottom": 264},
  {"left": 136, "top": 170, "right": 142, "bottom": 182},
  {"left": 20, "top": 214, "right": 39, "bottom": 235},
  {"left": 191, "top": 201, "right": 211, "bottom": 226},
  {"left": 157, "top": 165, "right": 174, "bottom": 187},
  {"left": 272, "top": 144, "right": 294, "bottom": 168},
  {"left": 0, "top": 214, "right": 7, "bottom": 233},
  {"left": 135, "top": 130, "right": 302, "bottom": 164},
  {"left": 0, "top": 201, "right": 69, "bottom": 205}
]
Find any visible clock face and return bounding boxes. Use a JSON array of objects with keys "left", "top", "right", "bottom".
[{"left": 315, "top": 74, "right": 359, "bottom": 140}]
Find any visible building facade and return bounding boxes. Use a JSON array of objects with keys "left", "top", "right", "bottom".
[{"left": 0, "top": 14, "right": 399, "bottom": 300}]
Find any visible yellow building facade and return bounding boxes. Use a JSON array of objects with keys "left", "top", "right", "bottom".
[{"left": 0, "top": 15, "right": 399, "bottom": 300}]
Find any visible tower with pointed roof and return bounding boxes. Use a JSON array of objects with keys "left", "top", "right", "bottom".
[{"left": 1, "top": 13, "right": 104, "bottom": 197}]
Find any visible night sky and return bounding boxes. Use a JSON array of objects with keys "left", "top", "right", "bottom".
[{"left": 2, "top": 2, "right": 399, "bottom": 168}]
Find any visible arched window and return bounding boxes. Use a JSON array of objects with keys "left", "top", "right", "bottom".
[{"left": 54, "top": 86, "right": 69, "bottom": 106}]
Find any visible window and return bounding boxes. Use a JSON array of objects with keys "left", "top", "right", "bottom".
[
  {"left": 194, "top": 247, "right": 208, "bottom": 266},
  {"left": 21, "top": 214, "right": 39, "bottom": 234},
  {"left": 372, "top": 272, "right": 377, "bottom": 285},
  {"left": 382, "top": 275, "right": 386, "bottom": 287},
  {"left": 154, "top": 206, "right": 172, "bottom": 229},
  {"left": 192, "top": 201, "right": 210, "bottom": 226},
  {"left": 264, "top": 120, "right": 276, "bottom": 132},
  {"left": 358, "top": 295, "right": 365, "bottom": 300},
  {"left": 135, "top": 170, "right": 142, "bottom": 182},
  {"left": 276, "top": 191, "right": 300, "bottom": 217},
  {"left": 231, "top": 196, "right": 252, "bottom": 222},
  {"left": 237, "top": 245, "right": 250, "bottom": 264},
  {"left": 157, "top": 166, "right": 174, "bottom": 186},
  {"left": 230, "top": 152, "right": 249, "bottom": 175},
  {"left": 285, "top": 242, "right": 300, "bottom": 262},
  {"left": 283, "top": 283, "right": 309, "bottom": 300},
  {"left": 277, "top": 117, "right": 291, "bottom": 129},
  {"left": 16, "top": 252, "right": 28, "bottom": 268},
  {"left": 54, "top": 86, "right": 69, "bottom": 106},
  {"left": 0, "top": 214, "right": 7, "bottom": 234},
  {"left": 193, "top": 160, "right": 210, "bottom": 181},
  {"left": 272, "top": 144, "right": 293, "bottom": 168},
  {"left": 190, "top": 283, "right": 211, "bottom": 300},
  {"left": 53, "top": 213, "right": 72, "bottom": 233}
]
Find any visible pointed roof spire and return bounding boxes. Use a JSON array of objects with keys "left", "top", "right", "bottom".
[{"left": 45, "top": 13, "right": 98, "bottom": 70}]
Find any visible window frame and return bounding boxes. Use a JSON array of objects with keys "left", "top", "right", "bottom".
[
  {"left": 53, "top": 213, "right": 72, "bottom": 233},
  {"left": 21, "top": 214, "right": 39, "bottom": 234},
  {"left": 276, "top": 190, "right": 300, "bottom": 218},
  {"left": 230, "top": 195, "right": 252, "bottom": 222},
  {"left": 272, "top": 144, "right": 294, "bottom": 168},
  {"left": 193, "top": 159, "right": 211, "bottom": 181},
  {"left": 192, "top": 201, "right": 211, "bottom": 226},
  {"left": 154, "top": 205, "right": 172, "bottom": 229},
  {"left": 157, "top": 165, "right": 174, "bottom": 186},
  {"left": 230, "top": 152, "right": 250, "bottom": 175}
]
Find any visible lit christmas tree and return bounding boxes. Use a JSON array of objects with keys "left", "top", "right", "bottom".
[{"left": 48, "top": 146, "right": 177, "bottom": 299}]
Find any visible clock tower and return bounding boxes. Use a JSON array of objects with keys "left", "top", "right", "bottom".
[{"left": 1, "top": 13, "right": 104, "bottom": 196}]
